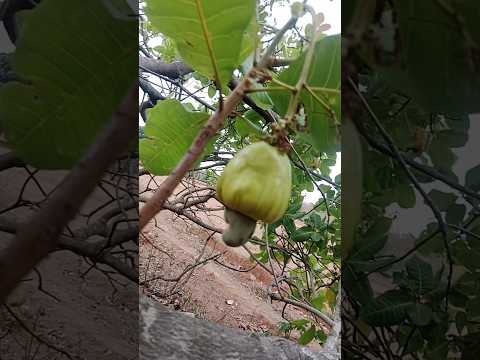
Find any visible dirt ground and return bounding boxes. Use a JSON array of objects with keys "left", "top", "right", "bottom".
[
  {"left": 0, "top": 252, "right": 138, "bottom": 360},
  {"left": 139, "top": 175, "right": 326, "bottom": 348},
  {"left": 0, "top": 147, "right": 138, "bottom": 360}
]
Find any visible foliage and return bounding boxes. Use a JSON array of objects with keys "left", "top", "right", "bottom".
[
  {"left": 279, "top": 319, "right": 327, "bottom": 345},
  {"left": 343, "top": 1, "right": 480, "bottom": 358},
  {"left": 0, "top": 1, "right": 139, "bottom": 357},
  {"left": 139, "top": 0, "right": 341, "bottom": 346},
  {"left": 0, "top": 0, "right": 137, "bottom": 169},
  {"left": 140, "top": 99, "right": 213, "bottom": 174},
  {"left": 145, "top": 0, "right": 256, "bottom": 89}
]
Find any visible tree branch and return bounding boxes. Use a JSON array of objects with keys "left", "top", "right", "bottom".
[
  {"left": 269, "top": 292, "right": 334, "bottom": 327},
  {"left": 139, "top": 56, "right": 193, "bottom": 79}
]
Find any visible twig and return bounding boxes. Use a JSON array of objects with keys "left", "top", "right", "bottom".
[
  {"left": 3, "top": 304, "right": 73, "bottom": 359},
  {"left": 347, "top": 76, "right": 453, "bottom": 309},
  {"left": 269, "top": 292, "right": 334, "bottom": 327}
]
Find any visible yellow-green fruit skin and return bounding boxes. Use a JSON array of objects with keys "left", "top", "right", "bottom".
[{"left": 217, "top": 141, "right": 292, "bottom": 224}]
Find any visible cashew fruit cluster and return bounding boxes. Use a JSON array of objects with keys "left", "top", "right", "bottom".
[{"left": 216, "top": 141, "right": 292, "bottom": 246}]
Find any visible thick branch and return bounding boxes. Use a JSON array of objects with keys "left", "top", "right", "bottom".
[
  {"left": 0, "top": 84, "right": 138, "bottom": 301},
  {"left": 140, "top": 57, "right": 283, "bottom": 124},
  {"left": 0, "top": 217, "right": 138, "bottom": 282},
  {"left": 139, "top": 56, "right": 290, "bottom": 80},
  {"left": 139, "top": 56, "right": 193, "bottom": 79}
]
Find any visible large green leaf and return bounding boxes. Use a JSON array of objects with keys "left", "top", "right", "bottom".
[
  {"left": 270, "top": 34, "right": 341, "bottom": 153},
  {"left": 351, "top": 217, "right": 392, "bottom": 260},
  {"left": 390, "top": 0, "right": 480, "bottom": 115},
  {"left": 0, "top": 0, "right": 136, "bottom": 169},
  {"left": 146, "top": 0, "right": 256, "bottom": 88},
  {"left": 343, "top": 265, "right": 374, "bottom": 306},
  {"left": 405, "top": 256, "right": 435, "bottom": 295},
  {"left": 140, "top": 100, "right": 213, "bottom": 175},
  {"left": 360, "top": 290, "right": 415, "bottom": 326},
  {"left": 466, "top": 165, "right": 480, "bottom": 192},
  {"left": 427, "top": 189, "right": 457, "bottom": 211},
  {"left": 395, "top": 182, "right": 416, "bottom": 208},
  {"left": 407, "top": 303, "right": 433, "bottom": 326}
]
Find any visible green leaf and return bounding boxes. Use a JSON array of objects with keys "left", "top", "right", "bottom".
[
  {"left": 425, "top": 342, "right": 449, "bottom": 360},
  {"left": 420, "top": 314, "right": 449, "bottom": 345},
  {"left": 146, "top": 0, "right": 256, "bottom": 88},
  {"left": 154, "top": 37, "right": 177, "bottom": 62},
  {"left": 406, "top": 256, "right": 435, "bottom": 295},
  {"left": 393, "top": 0, "right": 480, "bottom": 115},
  {"left": 298, "top": 325, "right": 316, "bottom": 345},
  {"left": 417, "top": 223, "right": 444, "bottom": 255},
  {"left": 399, "top": 326, "right": 424, "bottom": 354},
  {"left": 456, "top": 311, "right": 468, "bottom": 333},
  {"left": 140, "top": 100, "right": 212, "bottom": 175},
  {"left": 234, "top": 110, "right": 263, "bottom": 137},
  {"left": 427, "top": 189, "right": 457, "bottom": 211},
  {"left": 238, "top": 15, "right": 259, "bottom": 71},
  {"left": 290, "top": 319, "right": 309, "bottom": 329},
  {"left": 466, "top": 165, "right": 480, "bottom": 192},
  {"left": 360, "top": 290, "right": 414, "bottom": 326},
  {"left": 311, "top": 294, "right": 325, "bottom": 309},
  {"left": 407, "top": 303, "right": 433, "bottom": 326},
  {"left": 270, "top": 35, "right": 340, "bottom": 153},
  {"left": 0, "top": 0, "right": 136, "bottom": 169},
  {"left": 455, "top": 272, "right": 479, "bottom": 296},
  {"left": 428, "top": 137, "right": 456, "bottom": 170},
  {"left": 248, "top": 89, "right": 274, "bottom": 110},
  {"left": 452, "top": 242, "right": 480, "bottom": 271},
  {"left": 292, "top": 226, "right": 314, "bottom": 242},
  {"left": 351, "top": 217, "right": 392, "bottom": 260},
  {"left": 208, "top": 85, "right": 216, "bottom": 98},
  {"left": 467, "top": 296, "right": 480, "bottom": 318},
  {"left": 343, "top": 265, "right": 374, "bottom": 306},
  {"left": 395, "top": 182, "right": 416, "bottom": 208},
  {"left": 445, "top": 204, "right": 466, "bottom": 224}
]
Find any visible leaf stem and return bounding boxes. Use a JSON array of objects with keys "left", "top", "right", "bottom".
[
  {"left": 304, "top": 84, "right": 337, "bottom": 124},
  {"left": 245, "top": 86, "right": 287, "bottom": 93},
  {"left": 270, "top": 77, "right": 298, "bottom": 91}
]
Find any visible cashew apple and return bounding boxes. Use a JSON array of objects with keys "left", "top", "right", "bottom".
[{"left": 216, "top": 141, "right": 292, "bottom": 246}]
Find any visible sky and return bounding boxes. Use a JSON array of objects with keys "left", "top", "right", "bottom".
[{"left": 270, "top": 0, "right": 341, "bottom": 36}]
